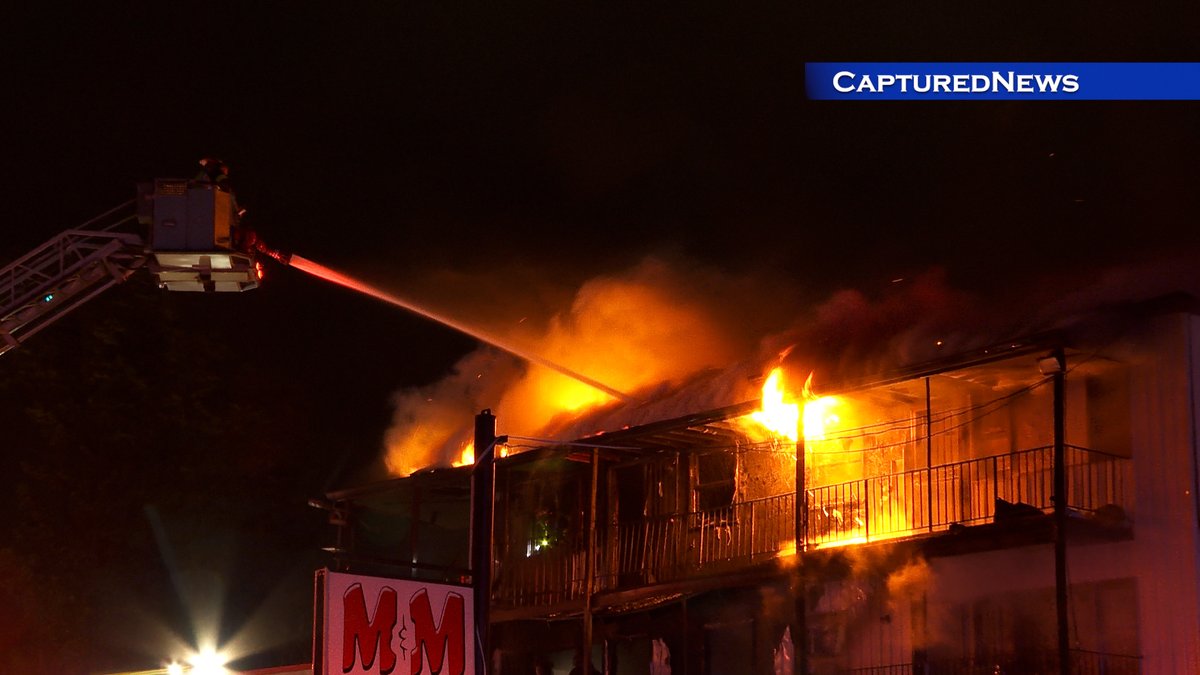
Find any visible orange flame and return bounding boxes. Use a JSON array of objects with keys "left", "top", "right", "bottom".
[
  {"left": 750, "top": 368, "right": 800, "bottom": 441},
  {"left": 801, "top": 373, "right": 840, "bottom": 442},
  {"left": 448, "top": 441, "right": 510, "bottom": 468},
  {"left": 452, "top": 442, "right": 475, "bottom": 467},
  {"left": 746, "top": 368, "right": 841, "bottom": 443}
]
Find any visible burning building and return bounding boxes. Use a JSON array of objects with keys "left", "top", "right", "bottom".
[{"left": 317, "top": 293, "right": 1200, "bottom": 674}]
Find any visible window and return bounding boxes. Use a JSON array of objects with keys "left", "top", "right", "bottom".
[{"left": 694, "top": 451, "right": 736, "bottom": 511}]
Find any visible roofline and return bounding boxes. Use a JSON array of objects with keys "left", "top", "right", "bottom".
[
  {"left": 328, "top": 293, "right": 1200, "bottom": 484},
  {"left": 565, "top": 292, "right": 1200, "bottom": 444},
  {"left": 326, "top": 464, "right": 472, "bottom": 501}
]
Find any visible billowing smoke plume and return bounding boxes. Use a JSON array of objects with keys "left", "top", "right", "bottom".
[
  {"left": 382, "top": 252, "right": 1199, "bottom": 476},
  {"left": 383, "top": 256, "right": 785, "bottom": 475},
  {"left": 383, "top": 348, "right": 523, "bottom": 476},
  {"left": 768, "top": 268, "right": 996, "bottom": 388}
]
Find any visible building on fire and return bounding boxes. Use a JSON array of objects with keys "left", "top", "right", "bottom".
[{"left": 319, "top": 295, "right": 1200, "bottom": 674}]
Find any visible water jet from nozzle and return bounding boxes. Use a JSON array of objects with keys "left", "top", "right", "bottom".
[{"left": 285, "top": 253, "right": 634, "bottom": 403}]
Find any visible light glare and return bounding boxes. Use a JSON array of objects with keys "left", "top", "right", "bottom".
[{"left": 189, "top": 647, "right": 228, "bottom": 674}]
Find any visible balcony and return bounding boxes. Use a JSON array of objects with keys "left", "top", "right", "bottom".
[
  {"left": 806, "top": 445, "right": 1131, "bottom": 548},
  {"left": 491, "top": 445, "right": 1131, "bottom": 610}
]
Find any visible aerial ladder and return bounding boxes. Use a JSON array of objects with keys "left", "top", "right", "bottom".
[{"left": 0, "top": 163, "right": 265, "bottom": 357}]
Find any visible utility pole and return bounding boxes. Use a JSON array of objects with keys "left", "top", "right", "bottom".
[
  {"left": 472, "top": 410, "right": 497, "bottom": 675},
  {"left": 794, "top": 435, "right": 807, "bottom": 675}
]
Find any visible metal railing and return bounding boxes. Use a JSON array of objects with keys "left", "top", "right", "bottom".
[
  {"left": 492, "top": 446, "right": 1130, "bottom": 607},
  {"left": 602, "top": 491, "right": 796, "bottom": 588},
  {"left": 492, "top": 546, "right": 591, "bottom": 607},
  {"left": 806, "top": 445, "right": 1130, "bottom": 547},
  {"left": 840, "top": 665, "right": 914, "bottom": 675}
]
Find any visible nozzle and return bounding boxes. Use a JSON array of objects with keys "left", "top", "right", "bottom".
[{"left": 252, "top": 239, "right": 292, "bottom": 266}]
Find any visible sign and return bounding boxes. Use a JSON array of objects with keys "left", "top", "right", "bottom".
[
  {"left": 805, "top": 62, "right": 1200, "bottom": 100},
  {"left": 317, "top": 570, "right": 474, "bottom": 675}
]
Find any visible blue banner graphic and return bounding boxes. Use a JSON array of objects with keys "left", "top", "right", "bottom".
[{"left": 805, "top": 63, "right": 1200, "bottom": 100}]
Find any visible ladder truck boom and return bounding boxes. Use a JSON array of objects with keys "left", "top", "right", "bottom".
[{"left": 0, "top": 167, "right": 264, "bottom": 357}]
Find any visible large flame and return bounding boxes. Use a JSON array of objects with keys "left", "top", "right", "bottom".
[
  {"left": 745, "top": 367, "right": 841, "bottom": 444},
  {"left": 745, "top": 368, "right": 918, "bottom": 551},
  {"left": 801, "top": 373, "right": 840, "bottom": 442},
  {"left": 750, "top": 369, "right": 800, "bottom": 441}
]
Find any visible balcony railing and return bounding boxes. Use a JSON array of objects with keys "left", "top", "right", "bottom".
[
  {"left": 840, "top": 665, "right": 914, "bottom": 675},
  {"left": 492, "top": 446, "right": 1131, "bottom": 608},
  {"left": 492, "top": 546, "right": 590, "bottom": 607},
  {"left": 603, "top": 491, "right": 796, "bottom": 588},
  {"left": 806, "top": 445, "right": 1129, "bottom": 548}
]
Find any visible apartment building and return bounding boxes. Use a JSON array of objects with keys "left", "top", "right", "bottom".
[{"left": 321, "top": 297, "right": 1200, "bottom": 674}]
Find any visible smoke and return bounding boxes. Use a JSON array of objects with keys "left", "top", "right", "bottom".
[
  {"left": 382, "top": 256, "right": 794, "bottom": 475},
  {"left": 769, "top": 268, "right": 999, "bottom": 388},
  {"left": 381, "top": 250, "right": 1200, "bottom": 476},
  {"left": 885, "top": 555, "right": 931, "bottom": 604},
  {"left": 493, "top": 257, "right": 744, "bottom": 433},
  {"left": 383, "top": 348, "right": 523, "bottom": 476},
  {"left": 803, "top": 544, "right": 935, "bottom": 659},
  {"left": 1026, "top": 248, "right": 1200, "bottom": 330}
]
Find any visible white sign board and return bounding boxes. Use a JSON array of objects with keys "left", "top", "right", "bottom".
[{"left": 318, "top": 570, "right": 475, "bottom": 675}]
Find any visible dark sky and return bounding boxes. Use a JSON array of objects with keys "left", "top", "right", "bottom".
[{"left": 3, "top": 3, "right": 1200, "bottom": 672}]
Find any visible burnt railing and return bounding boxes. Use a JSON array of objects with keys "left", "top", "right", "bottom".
[
  {"left": 492, "top": 446, "right": 1130, "bottom": 608},
  {"left": 806, "top": 445, "right": 1130, "bottom": 547}
]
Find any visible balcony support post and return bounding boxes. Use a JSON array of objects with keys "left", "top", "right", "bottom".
[
  {"left": 1051, "top": 350, "right": 1070, "bottom": 675},
  {"left": 794, "top": 437, "right": 807, "bottom": 675},
  {"left": 926, "top": 376, "right": 934, "bottom": 532},
  {"left": 582, "top": 446, "right": 600, "bottom": 673}
]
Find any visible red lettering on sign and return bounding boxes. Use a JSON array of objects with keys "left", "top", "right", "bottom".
[
  {"left": 409, "top": 589, "right": 466, "bottom": 674},
  {"left": 342, "top": 583, "right": 398, "bottom": 674}
]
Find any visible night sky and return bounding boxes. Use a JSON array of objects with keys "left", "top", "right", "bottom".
[{"left": 3, "top": 4, "right": 1200, "bottom": 672}]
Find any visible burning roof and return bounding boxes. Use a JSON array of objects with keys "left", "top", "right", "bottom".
[{"left": 372, "top": 248, "right": 1200, "bottom": 478}]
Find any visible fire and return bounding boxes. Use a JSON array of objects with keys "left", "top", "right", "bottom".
[
  {"left": 800, "top": 372, "right": 841, "bottom": 441},
  {"left": 448, "top": 441, "right": 510, "bottom": 467},
  {"left": 750, "top": 369, "right": 800, "bottom": 441},
  {"left": 746, "top": 368, "right": 842, "bottom": 444},
  {"left": 745, "top": 368, "right": 918, "bottom": 552},
  {"left": 452, "top": 442, "right": 475, "bottom": 467},
  {"left": 776, "top": 539, "right": 798, "bottom": 558},
  {"left": 384, "top": 259, "right": 738, "bottom": 476},
  {"left": 814, "top": 536, "right": 869, "bottom": 550},
  {"left": 496, "top": 269, "right": 736, "bottom": 434}
]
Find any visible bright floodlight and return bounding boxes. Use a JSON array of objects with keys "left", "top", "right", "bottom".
[
  {"left": 189, "top": 647, "right": 228, "bottom": 674},
  {"left": 166, "top": 664, "right": 184, "bottom": 675}
]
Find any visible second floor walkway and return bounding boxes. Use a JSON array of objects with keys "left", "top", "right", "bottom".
[{"left": 492, "top": 444, "right": 1131, "bottom": 611}]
